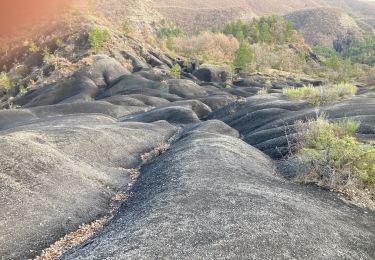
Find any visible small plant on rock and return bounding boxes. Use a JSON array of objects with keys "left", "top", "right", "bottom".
[
  {"left": 332, "top": 82, "right": 358, "bottom": 98},
  {"left": 0, "top": 72, "right": 13, "bottom": 91},
  {"left": 283, "top": 84, "right": 319, "bottom": 103},
  {"left": 122, "top": 21, "right": 130, "bottom": 34},
  {"left": 28, "top": 42, "right": 40, "bottom": 53},
  {"left": 171, "top": 64, "right": 181, "bottom": 79},
  {"left": 42, "top": 47, "right": 52, "bottom": 61},
  {"left": 18, "top": 85, "right": 27, "bottom": 95},
  {"left": 89, "top": 27, "right": 110, "bottom": 54},
  {"left": 257, "top": 88, "right": 268, "bottom": 95},
  {"left": 283, "top": 83, "right": 357, "bottom": 105}
]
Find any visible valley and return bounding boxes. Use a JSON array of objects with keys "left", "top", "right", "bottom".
[{"left": 0, "top": 1, "right": 374, "bottom": 259}]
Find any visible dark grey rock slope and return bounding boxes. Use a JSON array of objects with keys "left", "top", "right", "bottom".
[
  {"left": 0, "top": 115, "right": 178, "bottom": 259},
  {"left": 0, "top": 47, "right": 374, "bottom": 260},
  {"left": 209, "top": 94, "right": 375, "bottom": 159},
  {"left": 63, "top": 121, "right": 375, "bottom": 260}
]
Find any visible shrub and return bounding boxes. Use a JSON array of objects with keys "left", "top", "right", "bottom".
[
  {"left": 296, "top": 117, "right": 374, "bottom": 187},
  {"left": 172, "top": 31, "right": 240, "bottom": 63},
  {"left": 28, "top": 42, "right": 40, "bottom": 53},
  {"left": 283, "top": 84, "right": 319, "bottom": 102},
  {"left": 44, "top": 55, "right": 75, "bottom": 74},
  {"left": 333, "top": 118, "right": 361, "bottom": 136},
  {"left": 42, "top": 47, "right": 52, "bottom": 61},
  {"left": 171, "top": 64, "right": 181, "bottom": 79},
  {"left": 313, "top": 46, "right": 371, "bottom": 82},
  {"left": 331, "top": 82, "right": 358, "bottom": 97},
  {"left": 122, "top": 21, "right": 130, "bottom": 34},
  {"left": 157, "top": 26, "right": 184, "bottom": 39},
  {"left": 257, "top": 88, "right": 268, "bottom": 95},
  {"left": 0, "top": 72, "right": 13, "bottom": 90},
  {"left": 251, "top": 43, "right": 310, "bottom": 73},
  {"left": 166, "top": 36, "right": 174, "bottom": 50},
  {"left": 313, "top": 46, "right": 338, "bottom": 59},
  {"left": 89, "top": 27, "right": 110, "bottom": 53},
  {"left": 234, "top": 42, "right": 254, "bottom": 72},
  {"left": 18, "top": 85, "right": 27, "bottom": 95},
  {"left": 342, "top": 33, "right": 375, "bottom": 66},
  {"left": 283, "top": 83, "right": 357, "bottom": 105}
]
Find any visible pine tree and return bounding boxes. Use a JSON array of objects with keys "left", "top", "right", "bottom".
[{"left": 234, "top": 42, "right": 254, "bottom": 72}]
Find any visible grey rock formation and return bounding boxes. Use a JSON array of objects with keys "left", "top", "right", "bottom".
[
  {"left": 63, "top": 121, "right": 375, "bottom": 259},
  {"left": 0, "top": 32, "right": 374, "bottom": 260},
  {"left": 0, "top": 115, "right": 178, "bottom": 260},
  {"left": 209, "top": 94, "right": 375, "bottom": 158}
]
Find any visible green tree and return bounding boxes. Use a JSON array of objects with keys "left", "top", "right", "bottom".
[
  {"left": 343, "top": 33, "right": 375, "bottom": 66},
  {"left": 89, "top": 27, "right": 110, "bottom": 54},
  {"left": 259, "top": 22, "right": 271, "bottom": 43},
  {"left": 249, "top": 19, "right": 260, "bottom": 43},
  {"left": 234, "top": 42, "right": 254, "bottom": 72},
  {"left": 223, "top": 16, "right": 300, "bottom": 45}
]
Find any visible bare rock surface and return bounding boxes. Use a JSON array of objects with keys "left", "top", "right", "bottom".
[
  {"left": 209, "top": 94, "right": 375, "bottom": 158},
  {"left": 0, "top": 33, "right": 374, "bottom": 260},
  {"left": 0, "top": 115, "right": 178, "bottom": 259},
  {"left": 63, "top": 121, "right": 375, "bottom": 260}
]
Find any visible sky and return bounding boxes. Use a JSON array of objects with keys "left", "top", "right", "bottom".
[{"left": 0, "top": 0, "right": 72, "bottom": 36}]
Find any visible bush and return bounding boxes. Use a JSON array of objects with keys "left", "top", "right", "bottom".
[
  {"left": 234, "top": 42, "right": 254, "bottom": 72},
  {"left": 342, "top": 34, "right": 375, "bottom": 66},
  {"left": 283, "top": 83, "right": 357, "bottom": 105},
  {"left": 313, "top": 46, "right": 372, "bottom": 82},
  {"left": 333, "top": 118, "right": 361, "bottom": 136},
  {"left": 296, "top": 117, "right": 375, "bottom": 188},
  {"left": 283, "top": 84, "right": 319, "bottom": 102},
  {"left": 171, "top": 64, "right": 181, "bottom": 79},
  {"left": 331, "top": 82, "right": 358, "bottom": 97},
  {"left": 157, "top": 26, "right": 184, "bottom": 39},
  {"left": 89, "top": 27, "right": 110, "bottom": 53},
  {"left": 172, "top": 31, "right": 239, "bottom": 63},
  {"left": 18, "top": 85, "right": 27, "bottom": 95},
  {"left": 257, "top": 88, "right": 268, "bottom": 95},
  {"left": 122, "top": 22, "right": 130, "bottom": 34},
  {"left": 28, "top": 42, "right": 40, "bottom": 53},
  {"left": 0, "top": 72, "right": 13, "bottom": 90},
  {"left": 250, "top": 43, "right": 311, "bottom": 73}
]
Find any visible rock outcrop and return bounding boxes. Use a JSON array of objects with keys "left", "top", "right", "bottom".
[
  {"left": 0, "top": 114, "right": 178, "bottom": 259},
  {"left": 209, "top": 94, "right": 375, "bottom": 158},
  {"left": 63, "top": 121, "right": 375, "bottom": 259},
  {"left": 0, "top": 12, "right": 374, "bottom": 258}
]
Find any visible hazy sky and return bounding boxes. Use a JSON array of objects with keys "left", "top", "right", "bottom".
[{"left": 0, "top": 0, "right": 71, "bottom": 35}]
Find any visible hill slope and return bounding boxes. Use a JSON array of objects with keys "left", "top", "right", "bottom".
[
  {"left": 0, "top": 1, "right": 374, "bottom": 259},
  {"left": 150, "top": 0, "right": 375, "bottom": 32},
  {"left": 285, "top": 7, "right": 364, "bottom": 49}
]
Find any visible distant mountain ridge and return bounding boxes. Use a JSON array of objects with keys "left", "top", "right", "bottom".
[
  {"left": 150, "top": 0, "right": 375, "bottom": 33},
  {"left": 285, "top": 7, "right": 364, "bottom": 49}
]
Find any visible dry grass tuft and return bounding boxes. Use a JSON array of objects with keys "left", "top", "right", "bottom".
[
  {"left": 257, "top": 88, "right": 269, "bottom": 95},
  {"left": 128, "top": 168, "right": 140, "bottom": 180},
  {"left": 36, "top": 218, "right": 110, "bottom": 260},
  {"left": 283, "top": 83, "right": 357, "bottom": 105},
  {"left": 35, "top": 189, "right": 131, "bottom": 260},
  {"left": 141, "top": 140, "right": 170, "bottom": 162}
]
